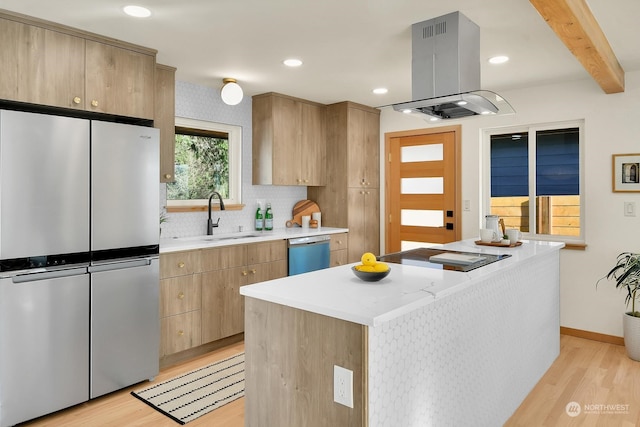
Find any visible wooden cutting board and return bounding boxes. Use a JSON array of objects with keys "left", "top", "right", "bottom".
[{"left": 286, "top": 199, "right": 320, "bottom": 227}]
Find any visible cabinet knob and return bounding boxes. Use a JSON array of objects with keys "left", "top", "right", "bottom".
[
  {"left": 73, "top": 96, "right": 81, "bottom": 105},
  {"left": 251, "top": 269, "right": 256, "bottom": 274},
  {"left": 164, "top": 173, "right": 172, "bottom": 179},
  {"left": 337, "top": 240, "right": 342, "bottom": 245},
  {"left": 178, "top": 292, "right": 185, "bottom": 299},
  {"left": 91, "top": 100, "right": 99, "bottom": 108},
  {"left": 178, "top": 330, "right": 184, "bottom": 336},
  {"left": 296, "top": 178, "right": 302, "bottom": 184},
  {"left": 304, "top": 179, "right": 309, "bottom": 183},
  {"left": 178, "top": 262, "right": 185, "bottom": 268},
  {"left": 360, "top": 191, "right": 365, "bottom": 195},
  {"left": 242, "top": 271, "right": 248, "bottom": 276},
  {"left": 365, "top": 191, "right": 370, "bottom": 195}
]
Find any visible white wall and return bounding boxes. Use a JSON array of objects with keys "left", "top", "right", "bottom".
[{"left": 379, "top": 71, "right": 640, "bottom": 337}]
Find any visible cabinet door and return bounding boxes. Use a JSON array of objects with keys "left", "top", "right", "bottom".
[
  {"left": 201, "top": 266, "right": 248, "bottom": 343},
  {"left": 363, "top": 109, "right": 380, "bottom": 186},
  {"left": 160, "top": 250, "right": 200, "bottom": 279},
  {"left": 347, "top": 107, "right": 380, "bottom": 188},
  {"left": 347, "top": 187, "right": 379, "bottom": 262},
  {"left": 201, "top": 244, "right": 246, "bottom": 272},
  {"left": 161, "top": 311, "right": 202, "bottom": 356},
  {"left": 248, "top": 259, "right": 287, "bottom": 284},
  {"left": 155, "top": 64, "right": 176, "bottom": 182},
  {"left": 301, "top": 102, "right": 326, "bottom": 186},
  {"left": 85, "top": 40, "right": 155, "bottom": 119},
  {"left": 0, "top": 18, "right": 85, "bottom": 109},
  {"left": 160, "top": 274, "right": 201, "bottom": 317},
  {"left": 247, "top": 240, "right": 286, "bottom": 264},
  {"left": 330, "top": 249, "right": 348, "bottom": 267},
  {"left": 272, "top": 95, "right": 302, "bottom": 185}
]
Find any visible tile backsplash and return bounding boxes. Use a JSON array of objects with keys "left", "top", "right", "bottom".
[{"left": 159, "top": 80, "right": 306, "bottom": 238}]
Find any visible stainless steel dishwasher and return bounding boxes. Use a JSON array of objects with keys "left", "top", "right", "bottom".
[{"left": 288, "top": 235, "right": 331, "bottom": 276}]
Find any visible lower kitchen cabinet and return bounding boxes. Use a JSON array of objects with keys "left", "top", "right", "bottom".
[
  {"left": 161, "top": 311, "right": 202, "bottom": 356},
  {"left": 330, "top": 232, "right": 349, "bottom": 267},
  {"left": 201, "top": 240, "right": 287, "bottom": 343},
  {"left": 160, "top": 239, "right": 287, "bottom": 358}
]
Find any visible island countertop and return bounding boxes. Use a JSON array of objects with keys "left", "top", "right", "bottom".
[{"left": 239, "top": 239, "right": 564, "bottom": 327}]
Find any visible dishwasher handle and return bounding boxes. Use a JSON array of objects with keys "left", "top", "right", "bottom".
[
  {"left": 288, "top": 234, "right": 331, "bottom": 247},
  {"left": 11, "top": 266, "right": 88, "bottom": 283},
  {"left": 89, "top": 257, "right": 157, "bottom": 273}
]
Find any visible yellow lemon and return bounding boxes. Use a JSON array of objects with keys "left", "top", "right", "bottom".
[
  {"left": 361, "top": 252, "right": 377, "bottom": 266},
  {"left": 373, "top": 262, "right": 389, "bottom": 272},
  {"left": 358, "top": 265, "right": 376, "bottom": 272}
]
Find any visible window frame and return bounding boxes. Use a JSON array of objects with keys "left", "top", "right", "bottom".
[
  {"left": 481, "top": 119, "right": 585, "bottom": 245},
  {"left": 166, "top": 117, "right": 242, "bottom": 209}
]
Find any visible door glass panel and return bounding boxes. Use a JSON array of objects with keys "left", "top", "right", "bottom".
[
  {"left": 401, "top": 177, "right": 443, "bottom": 194},
  {"left": 401, "top": 144, "right": 443, "bottom": 162},
  {"left": 401, "top": 209, "right": 443, "bottom": 227}
]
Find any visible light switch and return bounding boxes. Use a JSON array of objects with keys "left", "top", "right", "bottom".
[{"left": 624, "top": 201, "right": 636, "bottom": 217}]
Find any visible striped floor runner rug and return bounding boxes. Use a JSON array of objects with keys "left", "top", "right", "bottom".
[{"left": 131, "top": 352, "right": 244, "bottom": 424}]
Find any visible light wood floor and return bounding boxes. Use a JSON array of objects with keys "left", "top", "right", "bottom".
[{"left": 20, "top": 335, "right": 640, "bottom": 426}]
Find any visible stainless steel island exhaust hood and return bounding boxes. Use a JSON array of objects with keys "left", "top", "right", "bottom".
[{"left": 392, "top": 11, "right": 514, "bottom": 120}]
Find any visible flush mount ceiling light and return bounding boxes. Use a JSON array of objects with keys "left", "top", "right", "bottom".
[
  {"left": 283, "top": 59, "right": 303, "bottom": 67},
  {"left": 123, "top": 5, "right": 151, "bottom": 18},
  {"left": 220, "top": 78, "right": 243, "bottom": 105},
  {"left": 373, "top": 88, "right": 388, "bottom": 95},
  {"left": 488, "top": 55, "right": 509, "bottom": 64}
]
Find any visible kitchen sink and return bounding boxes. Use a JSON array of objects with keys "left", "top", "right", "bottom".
[{"left": 199, "top": 233, "right": 262, "bottom": 242}]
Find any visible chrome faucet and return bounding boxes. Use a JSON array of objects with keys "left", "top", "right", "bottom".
[{"left": 207, "top": 192, "right": 226, "bottom": 235}]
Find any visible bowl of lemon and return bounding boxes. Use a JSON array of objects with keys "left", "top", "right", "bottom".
[{"left": 352, "top": 252, "right": 390, "bottom": 282}]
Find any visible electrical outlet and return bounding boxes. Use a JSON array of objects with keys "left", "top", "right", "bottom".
[
  {"left": 624, "top": 201, "right": 636, "bottom": 217},
  {"left": 333, "top": 365, "right": 353, "bottom": 408}
]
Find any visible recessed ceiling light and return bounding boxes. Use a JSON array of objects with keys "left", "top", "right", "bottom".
[
  {"left": 402, "top": 109, "right": 412, "bottom": 114},
  {"left": 283, "top": 59, "right": 303, "bottom": 67},
  {"left": 373, "top": 88, "right": 388, "bottom": 95},
  {"left": 429, "top": 117, "right": 439, "bottom": 122},
  {"left": 488, "top": 55, "right": 509, "bottom": 64},
  {"left": 456, "top": 100, "right": 468, "bottom": 106},
  {"left": 123, "top": 5, "right": 151, "bottom": 18}
]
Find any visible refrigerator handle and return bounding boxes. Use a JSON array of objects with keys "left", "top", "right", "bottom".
[
  {"left": 11, "top": 267, "right": 88, "bottom": 283},
  {"left": 88, "top": 257, "right": 156, "bottom": 273}
]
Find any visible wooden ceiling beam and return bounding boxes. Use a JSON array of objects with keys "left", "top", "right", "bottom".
[{"left": 530, "top": 0, "right": 624, "bottom": 93}]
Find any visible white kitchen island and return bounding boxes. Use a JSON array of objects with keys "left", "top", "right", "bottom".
[{"left": 240, "top": 239, "right": 564, "bottom": 426}]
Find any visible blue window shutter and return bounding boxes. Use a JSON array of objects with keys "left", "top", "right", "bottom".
[
  {"left": 536, "top": 128, "right": 579, "bottom": 195},
  {"left": 490, "top": 135, "right": 528, "bottom": 197}
]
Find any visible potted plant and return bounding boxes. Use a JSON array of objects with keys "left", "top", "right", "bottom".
[
  {"left": 160, "top": 207, "right": 169, "bottom": 236},
  {"left": 599, "top": 252, "right": 640, "bottom": 361}
]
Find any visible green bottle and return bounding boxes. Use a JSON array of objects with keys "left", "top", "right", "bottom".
[
  {"left": 264, "top": 203, "right": 273, "bottom": 231},
  {"left": 255, "top": 206, "right": 263, "bottom": 231}
]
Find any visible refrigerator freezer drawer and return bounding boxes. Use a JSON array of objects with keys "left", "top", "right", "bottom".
[
  {"left": 90, "top": 257, "right": 160, "bottom": 398},
  {"left": 0, "top": 273, "right": 89, "bottom": 427}
]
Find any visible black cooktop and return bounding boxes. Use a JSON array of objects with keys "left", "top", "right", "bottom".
[{"left": 377, "top": 247, "right": 511, "bottom": 272}]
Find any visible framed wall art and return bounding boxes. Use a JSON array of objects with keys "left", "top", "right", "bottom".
[{"left": 612, "top": 153, "right": 640, "bottom": 192}]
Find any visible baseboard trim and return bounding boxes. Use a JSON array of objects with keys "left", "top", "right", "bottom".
[
  {"left": 159, "top": 333, "right": 244, "bottom": 370},
  {"left": 560, "top": 326, "right": 624, "bottom": 346}
]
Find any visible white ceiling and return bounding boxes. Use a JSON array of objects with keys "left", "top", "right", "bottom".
[{"left": 2, "top": 0, "right": 639, "bottom": 108}]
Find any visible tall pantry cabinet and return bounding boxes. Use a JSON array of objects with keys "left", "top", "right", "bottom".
[{"left": 308, "top": 102, "right": 380, "bottom": 262}]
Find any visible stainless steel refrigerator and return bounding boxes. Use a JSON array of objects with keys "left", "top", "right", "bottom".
[{"left": 0, "top": 110, "right": 159, "bottom": 426}]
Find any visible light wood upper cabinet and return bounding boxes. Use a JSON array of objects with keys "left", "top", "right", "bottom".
[
  {"left": 0, "top": 12, "right": 157, "bottom": 120},
  {"left": 155, "top": 64, "right": 177, "bottom": 183},
  {"left": 252, "top": 92, "right": 326, "bottom": 186},
  {"left": 347, "top": 106, "right": 380, "bottom": 188},
  {"left": 85, "top": 40, "right": 155, "bottom": 119},
  {"left": 0, "top": 18, "right": 85, "bottom": 110}
]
